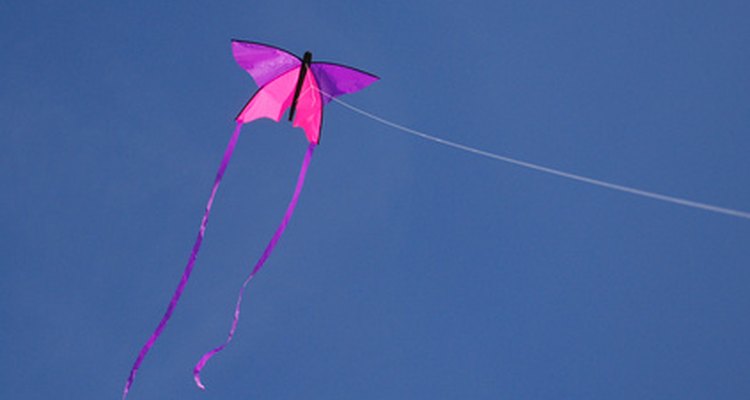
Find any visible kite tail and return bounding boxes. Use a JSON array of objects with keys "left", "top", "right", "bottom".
[
  {"left": 123, "top": 122, "right": 243, "bottom": 400},
  {"left": 193, "top": 142, "right": 316, "bottom": 390}
]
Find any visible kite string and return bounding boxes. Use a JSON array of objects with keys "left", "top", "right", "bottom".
[
  {"left": 193, "top": 142, "right": 316, "bottom": 390},
  {"left": 320, "top": 92, "right": 750, "bottom": 221},
  {"left": 122, "top": 121, "right": 243, "bottom": 400}
]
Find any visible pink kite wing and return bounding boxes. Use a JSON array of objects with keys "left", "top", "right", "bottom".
[
  {"left": 292, "top": 70, "right": 323, "bottom": 144},
  {"left": 310, "top": 62, "right": 380, "bottom": 104},
  {"left": 232, "top": 40, "right": 301, "bottom": 87},
  {"left": 234, "top": 64, "right": 322, "bottom": 144},
  {"left": 235, "top": 65, "right": 323, "bottom": 144},
  {"left": 236, "top": 67, "right": 300, "bottom": 124}
]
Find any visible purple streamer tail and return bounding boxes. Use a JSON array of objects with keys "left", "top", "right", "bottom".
[
  {"left": 193, "top": 142, "right": 316, "bottom": 390},
  {"left": 122, "top": 122, "right": 243, "bottom": 400}
]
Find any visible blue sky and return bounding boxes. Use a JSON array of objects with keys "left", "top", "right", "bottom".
[{"left": 2, "top": 1, "right": 750, "bottom": 399}]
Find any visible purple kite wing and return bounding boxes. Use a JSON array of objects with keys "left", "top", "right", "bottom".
[
  {"left": 232, "top": 40, "right": 301, "bottom": 87},
  {"left": 310, "top": 63, "right": 379, "bottom": 104}
]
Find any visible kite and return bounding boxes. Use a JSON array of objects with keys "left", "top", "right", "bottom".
[{"left": 123, "top": 40, "right": 378, "bottom": 399}]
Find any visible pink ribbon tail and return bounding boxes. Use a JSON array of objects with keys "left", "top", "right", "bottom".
[
  {"left": 122, "top": 122, "right": 243, "bottom": 400},
  {"left": 193, "top": 142, "right": 316, "bottom": 390}
]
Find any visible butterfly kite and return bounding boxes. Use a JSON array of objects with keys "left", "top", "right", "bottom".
[{"left": 123, "top": 40, "right": 378, "bottom": 398}]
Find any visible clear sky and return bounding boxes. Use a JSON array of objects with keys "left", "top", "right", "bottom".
[{"left": 2, "top": 1, "right": 750, "bottom": 399}]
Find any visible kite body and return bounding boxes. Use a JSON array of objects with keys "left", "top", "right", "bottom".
[
  {"left": 123, "top": 41, "right": 377, "bottom": 399},
  {"left": 233, "top": 40, "right": 379, "bottom": 143}
]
